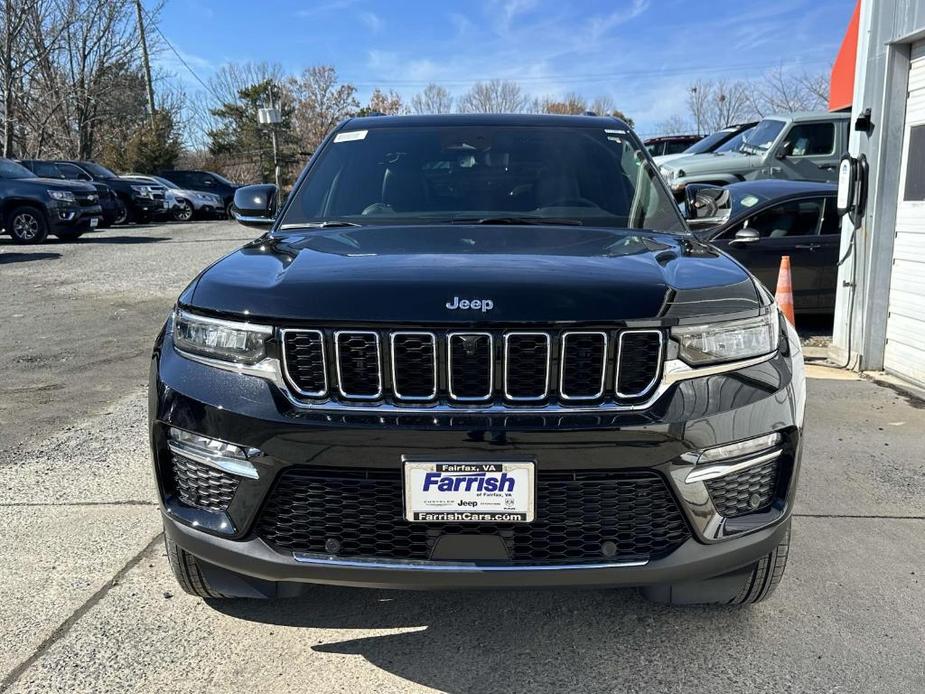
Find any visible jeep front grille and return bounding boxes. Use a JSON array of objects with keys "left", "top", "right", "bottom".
[{"left": 281, "top": 327, "right": 664, "bottom": 408}]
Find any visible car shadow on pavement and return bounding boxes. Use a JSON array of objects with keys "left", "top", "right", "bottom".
[
  {"left": 210, "top": 587, "right": 760, "bottom": 692},
  {"left": 0, "top": 251, "right": 61, "bottom": 264}
]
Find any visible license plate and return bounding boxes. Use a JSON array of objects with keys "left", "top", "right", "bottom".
[
  {"left": 403, "top": 460, "right": 535, "bottom": 523},
  {"left": 89, "top": 217, "right": 99, "bottom": 228}
]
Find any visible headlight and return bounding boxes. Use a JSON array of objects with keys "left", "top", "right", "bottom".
[
  {"left": 671, "top": 312, "right": 779, "bottom": 366},
  {"left": 48, "top": 189, "right": 76, "bottom": 202},
  {"left": 131, "top": 184, "right": 153, "bottom": 198},
  {"left": 173, "top": 310, "right": 272, "bottom": 364}
]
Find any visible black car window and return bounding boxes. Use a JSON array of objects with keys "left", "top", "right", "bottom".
[
  {"left": 57, "top": 163, "right": 92, "bottom": 181},
  {"left": 31, "top": 162, "right": 65, "bottom": 178},
  {"left": 742, "top": 199, "right": 824, "bottom": 238},
  {"left": 819, "top": 197, "right": 840, "bottom": 235},
  {"left": 684, "top": 130, "right": 729, "bottom": 154},
  {"left": 280, "top": 125, "right": 685, "bottom": 232},
  {"left": 0, "top": 159, "right": 36, "bottom": 179},
  {"left": 784, "top": 123, "right": 835, "bottom": 157},
  {"left": 663, "top": 140, "right": 693, "bottom": 155}
]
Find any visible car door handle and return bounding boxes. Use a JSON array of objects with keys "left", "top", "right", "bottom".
[{"left": 794, "top": 244, "right": 820, "bottom": 250}]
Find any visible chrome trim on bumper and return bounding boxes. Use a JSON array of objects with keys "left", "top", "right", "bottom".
[
  {"left": 292, "top": 552, "right": 648, "bottom": 571},
  {"left": 166, "top": 440, "right": 259, "bottom": 480},
  {"left": 684, "top": 450, "right": 782, "bottom": 484}
]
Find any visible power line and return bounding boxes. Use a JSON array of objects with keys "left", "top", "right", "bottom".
[{"left": 139, "top": 3, "right": 221, "bottom": 102}]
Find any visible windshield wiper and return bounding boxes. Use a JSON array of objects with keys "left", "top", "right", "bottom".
[
  {"left": 449, "top": 216, "right": 583, "bottom": 226},
  {"left": 279, "top": 220, "right": 362, "bottom": 230}
]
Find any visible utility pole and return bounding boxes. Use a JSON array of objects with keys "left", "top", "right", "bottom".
[
  {"left": 134, "top": 0, "right": 156, "bottom": 124},
  {"left": 258, "top": 83, "right": 282, "bottom": 189}
]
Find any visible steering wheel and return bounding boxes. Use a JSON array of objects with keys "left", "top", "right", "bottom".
[{"left": 361, "top": 202, "right": 394, "bottom": 215}]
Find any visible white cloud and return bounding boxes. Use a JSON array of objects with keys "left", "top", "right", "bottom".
[{"left": 358, "top": 11, "right": 383, "bottom": 33}]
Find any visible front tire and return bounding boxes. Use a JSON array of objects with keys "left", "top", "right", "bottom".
[
  {"left": 113, "top": 204, "right": 129, "bottom": 225},
  {"left": 173, "top": 199, "right": 194, "bottom": 222},
  {"left": 7, "top": 206, "right": 49, "bottom": 244},
  {"left": 165, "top": 535, "right": 231, "bottom": 599},
  {"left": 640, "top": 524, "right": 791, "bottom": 606}
]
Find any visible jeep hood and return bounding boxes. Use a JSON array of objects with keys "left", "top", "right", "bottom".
[
  {"left": 186, "top": 225, "right": 760, "bottom": 323},
  {"left": 660, "top": 151, "right": 761, "bottom": 175}
]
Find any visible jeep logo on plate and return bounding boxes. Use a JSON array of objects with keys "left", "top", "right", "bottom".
[{"left": 446, "top": 296, "right": 494, "bottom": 312}]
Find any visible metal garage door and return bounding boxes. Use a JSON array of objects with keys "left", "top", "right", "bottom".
[{"left": 884, "top": 39, "right": 925, "bottom": 387}]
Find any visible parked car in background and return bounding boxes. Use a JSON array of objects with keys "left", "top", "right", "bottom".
[
  {"left": 19, "top": 159, "right": 123, "bottom": 228},
  {"left": 0, "top": 158, "right": 102, "bottom": 243},
  {"left": 652, "top": 122, "right": 758, "bottom": 167},
  {"left": 643, "top": 134, "right": 703, "bottom": 157},
  {"left": 157, "top": 170, "right": 240, "bottom": 218},
  {"left": 123, "top": 174, "right": 225, "bottom": 222},
  {"left": 658, "top": 112, "right": 851, "bottom": 198},
  {"left": 52, "top": 160, "right": 168, "bottom": 223},
  {"left": 686, "top": 179, "right": 840, "bottom": 314}
]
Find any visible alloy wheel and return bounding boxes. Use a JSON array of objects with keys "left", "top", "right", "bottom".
[
  {"left": 175, "top": 201, "right": 193, "bottom": 222},
  {"left": 13, "top": 213, "right": 39, "bottom": 241}
]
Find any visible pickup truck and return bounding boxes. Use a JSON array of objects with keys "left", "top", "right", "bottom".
[{"left": 658, "top": 111, "right": 851, "bottom": 198}]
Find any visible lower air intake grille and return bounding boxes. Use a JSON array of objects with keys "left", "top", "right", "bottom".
[
  {"left": 257, "top": 467, "right": 690, "bottom": 564},
  {"left": 706, "top": 459, "right": 779, "bottom": 517},
  {"left": 170, "top": 454, "right": 239, "bottom": 512},
  {"left": 617, "top": 331, "right": 662, "bottom": 398}
]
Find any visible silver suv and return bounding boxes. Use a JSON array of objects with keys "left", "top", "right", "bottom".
[{"left": 658, "top": 112, "right": 850, "bottom": 198}]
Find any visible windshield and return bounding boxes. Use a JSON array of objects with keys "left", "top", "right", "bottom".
[
  {"left": 209, "top": 172, "right": 235, "bottom": 186},
  {"left": 716, "top": 127, "right": 754, "bottom": 153},
  {"left": 80, "top": 161, "right": 118, "bottom": 179},
  {"left": 279, "top": 125, "right": 684, "bottom": 232},
  {"left": 0, "top": 159, "right": 37, "bottom": 179},
  {"left": 740, "top": 120, "right": 785, "bottom": 152},
  {"left": 683, "top": 130, "right": 731, "bottom": 155}
]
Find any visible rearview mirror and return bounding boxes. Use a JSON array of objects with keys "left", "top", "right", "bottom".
[
  {"left": 232, "top": 184, "right": 278, "bottom": 229},
  {"left": 730, "top": 228, "right": 760, "bottom": 245}
]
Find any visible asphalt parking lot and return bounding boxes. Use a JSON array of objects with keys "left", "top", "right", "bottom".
[{"left": 1, "top": 221, "right": 923, "bottom": 694}]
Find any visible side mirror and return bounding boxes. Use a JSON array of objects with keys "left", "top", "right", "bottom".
[
  {"left": 774, "top": 145, "right": 789, "bottom": 160},
  {"left": 232, "top": 184, "right": 278, "bottom": 229},
  {"left": 684, "top": 184, "right": 731, "bottom": 223},
  {"left": 730, "top": 228, "right": 760, "bottom": 245}
]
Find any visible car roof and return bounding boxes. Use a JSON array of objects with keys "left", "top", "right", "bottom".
[
  {"left": 343, "top": 113, "right": 632, "bottom": 131},
  {"left": 645, "top": 134, "right": 700, "bottom": 142},
  {"left": 763, "top": 111, "right": 852, "bottom": 122},
  {"left": 724, "top": 179, "right": 838, "bottom": 197}
]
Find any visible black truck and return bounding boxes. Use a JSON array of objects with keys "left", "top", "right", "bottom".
[
  {"left": 19, "top": 160, "right": 123, "bottom": 228},
  {"left": 51, "top": 160, "right": 167, "bottom": 223},
  {"left": 150, "top": 114, "right": 804, "bottom": 605},
  {"left": 0, "top": 158, "right": 103, "bottom": 243}
]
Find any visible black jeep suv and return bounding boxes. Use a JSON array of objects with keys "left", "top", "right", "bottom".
[
  {"left": 151, "top": 114, "right": 804, "bottom": 605},
  {"left": 0, "top": 158, "right": 103, "bottom": 243}
]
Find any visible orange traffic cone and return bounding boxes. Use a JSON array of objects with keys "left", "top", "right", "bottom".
[{"left": 775, "top": 256, "right": 795, "bottom": 326}]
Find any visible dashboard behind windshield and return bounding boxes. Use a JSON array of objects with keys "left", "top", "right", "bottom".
[{"left": 280, "top": 124, "right": 684, "bottom": 232}]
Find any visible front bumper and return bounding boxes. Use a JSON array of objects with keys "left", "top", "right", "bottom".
[
  {"left": 49, "top": 203, "right": 104, "bottom": 232},
  {"left": 150, "top": 322, "right": 805, "bottom": 590}
]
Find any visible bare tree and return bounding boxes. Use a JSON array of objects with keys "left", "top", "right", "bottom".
[
  {"left": 457, "top": 79, "right": 529, "bottom": 113},
  {"left": 686, "top": 79, "right": 752, "bottom": 133},
  {"left": 288, "top": 65, "right": 359, "bottom": 151},
  {"left": 411, "top": 82, "right": 452, "bottom": 114},
  {"left": 748, "top": 65, "right": 829, "bottom": 116},
  {"left": 655, "top": 114, "right": 693, "bottom": 136},
  {"left": 361, "top": 87, "right": 405, "bottom": 115},
  {"left": 538, "top": 91, "right": 587, "bottom": 115}
]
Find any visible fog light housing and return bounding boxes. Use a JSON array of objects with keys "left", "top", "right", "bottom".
[
  {"left": 683, "top": 432, "right": 782, "bottom": 484},
  {"left": 167, "top": 427, "right": 260, "bottom": 479}
]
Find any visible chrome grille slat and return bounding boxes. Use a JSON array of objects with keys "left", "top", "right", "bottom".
[
  {"left": 283, "top": 328, "right": 663, "bottom": 408},
  {"left": 448, "top": 332, "right": 494, "bottom": 402},
  {"left": 390, "top": 332, "right": 437, "bottom": 401},
  {"left": 334, "top": 331, "right": 383, "bottom": 400},
  {"left": 615, "top": 330, "right": 663, "bottom": 399},
  {"left": 560, "top": 331, "right": 608, "bottom": 401},
  {"left": 504, "top": 332, "right": 551, "bottom": 401}
]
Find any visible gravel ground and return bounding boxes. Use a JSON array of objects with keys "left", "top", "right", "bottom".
[{"left": 0, "top": 221, "right": 923, "bottom": 693}]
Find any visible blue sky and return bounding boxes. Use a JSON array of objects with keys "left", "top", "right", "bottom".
[{"left": 157, "top": 0, "right": 854, "bottom": 135}]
